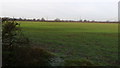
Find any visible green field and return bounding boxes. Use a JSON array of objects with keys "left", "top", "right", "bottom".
[{"left": 19, "top": 21, "right": 118, "bottom": 66}]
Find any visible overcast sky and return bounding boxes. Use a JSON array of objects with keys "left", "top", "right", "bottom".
[{"left": 0, "top": 0, "right": 119, "bottom": 21}]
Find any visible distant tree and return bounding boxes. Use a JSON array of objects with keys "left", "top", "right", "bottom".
[
  {"left": 79, "top": 19, "right": 83, "bottom": 22},
  {"left": 33, "top": 19, "right": 36, "bottom": 21},
  {"left": 41, "top": 18, "right": 45, "bottom": 22},
  {"left": 54, "top": 18, "right": 61, "bottom": 22},
  {"left": 37, "top": 19, "right": 40, "bottom": 21},
  {"left": 23, "top": 18, "right": 27, "bottom": 21},
  {"left": 106, "top": 20, "right": 109, "bottom": 23},
  {"left": 91, "top": 20, "right": 95, "bottom": 22},
  {"left": 18, "top": 18, "right": 22, "bottom": 21},
  {"left": 83, "top": 20, "right": 87, "bottom": 22}
]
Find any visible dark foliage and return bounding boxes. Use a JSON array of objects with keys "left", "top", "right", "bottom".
[
  {"left": 2, "top": 19, "right": 55, "bottom": 67},
  {"left": 2, "top": 19, "right": 29, "bottom": 49},
  {"left": 3, "top": 46, "right": 55, "bottom": 67},
  {"left": 1, "top": 17, "right": 118, "bottom": 23}
]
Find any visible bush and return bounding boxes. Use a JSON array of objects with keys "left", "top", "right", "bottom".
[
  {"left": 2, "top": 19, "right": 29, "bottom": 49},
  {"left": 2, "top": 19, "right": 57, "bottom": 67}
]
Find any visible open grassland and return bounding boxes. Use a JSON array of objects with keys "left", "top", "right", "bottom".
[{"left": 19, "top": 21, "right": 118, "bottom": 66}]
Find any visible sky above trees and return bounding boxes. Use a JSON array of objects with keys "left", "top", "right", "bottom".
[{"left": 0, "top": 0, "right": 119, "bottom": 21}]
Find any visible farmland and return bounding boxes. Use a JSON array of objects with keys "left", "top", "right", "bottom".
[{"left": 19, "top": 21, "right": 118, "bottom": 66}]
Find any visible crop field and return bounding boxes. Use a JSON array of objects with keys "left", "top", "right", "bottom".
[{"left": 19, "top": 21, "right": 118, "bottom": 66}]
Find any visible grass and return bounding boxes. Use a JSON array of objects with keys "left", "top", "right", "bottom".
[
  {"left": 0, "top": 23, "right": 2, "bottom": 66},
  {"left": 19, "top": 21, "right": 118, "bottom": 66}
]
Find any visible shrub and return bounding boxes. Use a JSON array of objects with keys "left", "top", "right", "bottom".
[
  {"left": 2, "top": 19, "right": 56, "bottom": 67},
  {"left": 2, "top": 19, "right": 29, "bottom": 49}
]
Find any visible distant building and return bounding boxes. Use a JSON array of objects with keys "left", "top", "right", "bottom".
[{"left": 118, "top": 1, "right": 120, "bottom": 22}]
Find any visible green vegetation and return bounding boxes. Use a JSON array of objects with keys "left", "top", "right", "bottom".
[
  {"left": 64, "top": 59, "right": 95, "bottom": 66},
  {"left": 19, "top": 21, "right": 118, "bottom": 66},
  {"left": 2, "top": 20, "right": 57, "bottom": 67}
]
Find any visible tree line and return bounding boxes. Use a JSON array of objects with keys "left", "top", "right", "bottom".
[{"left": 0, "top": 17, "right": 118, "bottom": 23}]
